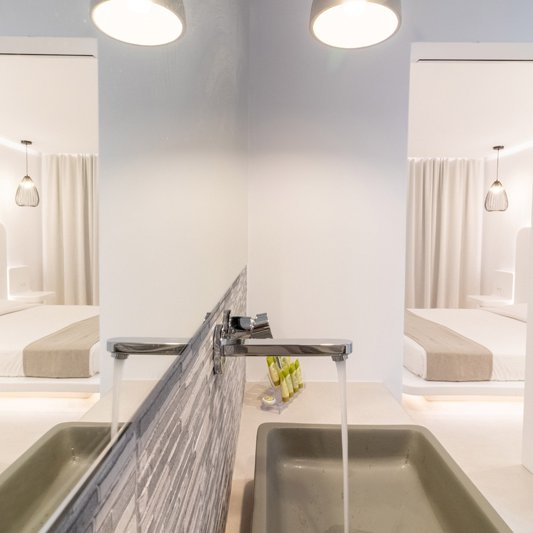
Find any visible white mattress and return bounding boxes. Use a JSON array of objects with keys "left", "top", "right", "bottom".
[
  {"left": 404, "top": 308, "right": 526, "bottom": 381},
  {"left": 0, "top": 303, "right": 100, "bottom": 377}
]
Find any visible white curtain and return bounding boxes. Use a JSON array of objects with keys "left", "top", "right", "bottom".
[
  {"left": 405, "top": 158, "right": 483, "bottom": 309},
  {"left": 42, "top": 154, "right": 99, "bottom": 305}
]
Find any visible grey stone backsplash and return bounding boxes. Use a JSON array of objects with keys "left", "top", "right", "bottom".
[{"left": 53, "top": 269, "right": 247, "bottom": 533}]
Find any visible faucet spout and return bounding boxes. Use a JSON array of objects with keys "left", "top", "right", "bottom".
[
  {"left": 107, "top": 337, "right": 190, "bottom": 359},
  {"left": 222, "top": 338, "right": 352, "bottom": 361}
]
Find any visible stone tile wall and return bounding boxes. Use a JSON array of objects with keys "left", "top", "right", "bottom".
[{"left": 54, "top": 269, "right": 247, "bottom": 533}]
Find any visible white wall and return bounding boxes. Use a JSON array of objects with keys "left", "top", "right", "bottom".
[
  {"left": 0, "top": 145, "right": 42, "bottom": 290},
  {"left": 246, "top": 0, "right": 533, "bottom": 396},
  {"left": 97, "top": 0, "right": 249, "bottom": 383},
  {"left": 481, "top": 148, "right": 533, "bottom": 296}
]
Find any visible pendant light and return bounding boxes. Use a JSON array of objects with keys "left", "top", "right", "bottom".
[
  {"left": 484, "top": 145, "right": 508, "bottom": 212},
  {"left": 90, "top": 0, "right": 186, "bottom": 46},
  {"left": 310, "top": 0, "right": 401, "bottom": 49},
  {"left": 15, "top": 140, "right": 39, "bottom": 208}
]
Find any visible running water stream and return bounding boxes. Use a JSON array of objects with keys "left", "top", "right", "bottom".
[
  {"left": 336, "top": 359, "right": 349, "bottom": 533},
  {"left": 111, "top": 358, "right": 125, "bottom": 439}
]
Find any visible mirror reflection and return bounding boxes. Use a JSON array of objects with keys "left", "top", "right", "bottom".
[
  {"left": 0, "top": 45, "right": 102, "bottom": 474},
  {"left": 404, "top": 57, "right": 533, "bottom": 395}
]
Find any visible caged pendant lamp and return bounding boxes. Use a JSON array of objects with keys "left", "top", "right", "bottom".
[
  {"left": 484, "top": 145, "right": 509, "bottom": 212},
  {"left": 15, "top": 140, "right": 39, "bottom": 208},
  {"left": 310, "top": 0, "right": 401, "bottom": 49},
  {"left": 90, "top": 0, "right": 186, "bottom": 46}
]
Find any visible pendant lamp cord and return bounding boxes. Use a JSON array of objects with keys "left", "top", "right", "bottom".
[
  {"left": 496, "top": 147, "right": 500, "bottom": 180},
  {"left": 25, "top": 143, "right": 28, "bottom": 175}
]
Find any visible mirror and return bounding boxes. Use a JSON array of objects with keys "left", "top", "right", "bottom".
[
  {"left": 404, "top": 50, "right": 533, "bottom": 395},
  {"left": 0, "top": 41, "right": 103, "bottom": 474},
  {"left": 0, "top": 0, "right": 248, "bottom": 488}
]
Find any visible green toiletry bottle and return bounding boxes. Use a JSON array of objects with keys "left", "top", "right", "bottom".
[
  {"left": 280, "top": 369, "right": 290, "bottom": 402},
  {"left": 295, "top": 359, "right": 303, "bottom": 388},
  {"left": 284, "top": 366, "right": 294, "bottom": 397},
  {"left": 289, "top": 363, "right": 298, "bottom": 392},
  {"left": 266, "top": 356, "right": 280, "bottom": 386}
]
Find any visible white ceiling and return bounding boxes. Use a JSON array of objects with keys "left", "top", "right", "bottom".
[
  {"left": 0, "top": 54, "right": 98, "bottom": 154},
  {"left": 408, "top": 61, "right": 533, "bottom": 159}
]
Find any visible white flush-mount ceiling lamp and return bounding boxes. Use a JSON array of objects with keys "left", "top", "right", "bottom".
[
  {"left": 15, "top": 140, "right": 39, "bottom": 208},
  {"left": 90, "top": 0, "right": 186, "bottom": 46},
  {"left": 310, "top": 0, "right": 401, "bottom": 49},
  {"left": 484, "top": 145, "right": 509, "bottom": 212}
]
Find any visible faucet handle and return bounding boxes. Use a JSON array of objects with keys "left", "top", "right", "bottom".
[
  {"left": 229, "top": 315, "right": 253, "bottom": 334},
  {"left": 213, "top": 310, "right": 272, "bottom": 374},
  {"left": 227, "top": 312, "right": 272, "bottom": 339},
  {"left": 251, "top": 313, "right": 272, "bottom": 339}
]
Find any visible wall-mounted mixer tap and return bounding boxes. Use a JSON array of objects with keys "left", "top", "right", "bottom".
[{"left": 213, "top": 310, "right": 352, "bottom": 374}]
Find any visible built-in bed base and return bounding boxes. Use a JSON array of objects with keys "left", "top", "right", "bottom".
[
  {"left": 403, "top": 368, "right": 523, "bottom": 397},
  {"left": 0, "top": 375, "right": 100, "bottom": 395}
]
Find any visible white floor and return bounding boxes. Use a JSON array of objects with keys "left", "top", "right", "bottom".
[
  {"left": 0, "top": 393, "right": 99, "bottom": 474},
  {"left": 226, "top": 382, "right": 533, "bottom": 533}
]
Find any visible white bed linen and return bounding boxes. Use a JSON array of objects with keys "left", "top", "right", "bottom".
[
  {"left": 404, "top": 308, "right": 526, "bottom": 381},
  {"left": 0, "top": 304, "right": 99, "bottom": 377},
  {"left": 0, "top": 300, "right": 36, "bottom": 316}
]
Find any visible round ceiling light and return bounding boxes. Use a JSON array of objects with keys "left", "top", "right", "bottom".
[
  {"left": 310, "top": 0, "right": 401, "bottom": 49},
  {"left": 90, "top": 0, "right": 186, "bottom": 46}
]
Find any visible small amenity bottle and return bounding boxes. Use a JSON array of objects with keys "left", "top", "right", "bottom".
[
  {"left": 280, "top": 370, "right": 290, "bottom": 402},
  {"left": 281, "top": 356, "right": 291, "bottom": 368},
  {"left": 295, "top": 359, "right": 303, "bottom": 388},
  {"left": 289, "top": 363, "right": 299, "bottom": 392},
  {"left": 284, "top": 366, "right": 294, "bottom": 397},
  {"left": 266, "top": 356, "right": 280, "bottom": 386}
]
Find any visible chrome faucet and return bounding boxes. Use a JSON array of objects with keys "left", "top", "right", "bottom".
[
  {"left": 213, "top": 310, "right": 352, "bottom": 374},
  {"left": 107, "top": 337, "right": 190, "bottom": 359}
]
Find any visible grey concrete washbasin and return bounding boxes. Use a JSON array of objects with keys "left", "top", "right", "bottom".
[
  {"left": 0, "top": 422, "right": 112, "bottom": 533},
  {"left": 252, "top": 424, "right": 512, "bottom": 533}
]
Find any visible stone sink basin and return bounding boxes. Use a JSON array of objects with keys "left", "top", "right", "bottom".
[
  {"left": 252, "top": 423, "right": 511, "bottom": 533},
  {"left": 0, "top": 422, "right": 112, "bottom": 533}
]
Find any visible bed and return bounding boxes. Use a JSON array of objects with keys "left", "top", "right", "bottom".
[
  {"left": 403, "top": 227, "right": 530, "bottom": 397},
  {"left": 403, "top": 305, "right": 526, "bottom": 395},
  {"left": 0, "top": 223, "right": 100, "bottom": 393}
]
